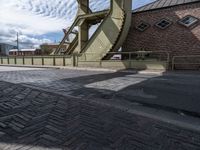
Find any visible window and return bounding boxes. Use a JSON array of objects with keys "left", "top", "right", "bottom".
[
  {"left": 179, "top": 15, "right": 198, "bottom": 27},
  {"left": 136, "top": 22, "right": 150, "bottom": 32},
  {"left": 155, "top": 19, "right": 172, "bottom": 29}
]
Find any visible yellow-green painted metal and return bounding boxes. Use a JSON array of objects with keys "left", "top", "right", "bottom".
[
  {"left": 80, "top": 0, "right": 132, "bottom": 61},
  {"left": 0, "top": 56, "right": 168, "bottom": 70},
  {"left": 54, "top": 0, "right": 132, "bottom": 61},
  {"left": 54, "top": 10, "right": 109, "bottom": 55}
]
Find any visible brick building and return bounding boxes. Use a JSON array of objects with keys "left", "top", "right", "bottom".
[
  {"left": 123, "top": 0, "right": 200, "bottom": 67},
  {"left": 40, "top": 43, "right": 69, "bottom": 55},
  {"left": 9, "top": 49, "right": 41, "bottom": 56}
]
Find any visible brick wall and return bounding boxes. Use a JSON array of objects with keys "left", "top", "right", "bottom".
[{"left": 123, "top": 3, "right": 200, "bottom": 60}]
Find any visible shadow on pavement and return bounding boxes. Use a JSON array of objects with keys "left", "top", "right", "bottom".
[{"left": 0, "top": 71, "right": 200, "bottom": 149}]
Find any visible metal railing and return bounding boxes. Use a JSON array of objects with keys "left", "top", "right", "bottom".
[
  {"left": 0, "top": 55, "right": 72, "bottom": 66},
  {"left": 78, "top": 51, "right": 170, "bottom": 61},
  {"left": 77, "top": 51, "right": 170, "bottom": 69},
  {"left": 172, "top": 55, "right": 200, "bottom": 70},
  {"left": 0, "top": 51, "right": 170, "bottom": 70}
]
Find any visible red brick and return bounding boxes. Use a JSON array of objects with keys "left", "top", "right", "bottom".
[{"left": 123, "top": 3, "right": 200, "bottom": 61}]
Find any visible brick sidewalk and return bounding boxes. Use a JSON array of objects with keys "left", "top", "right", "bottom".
[
  {"left": 0, "top": 66, "right": 200, "bottom": 149},
  {"left": 0, "top": 67, "right": 199, "bottom": 115},
  {"left": 0, "top": 81, "right": 200, "bottom": 150}
]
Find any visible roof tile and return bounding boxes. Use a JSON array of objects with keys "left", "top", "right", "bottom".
[{"left": 133, "top": 0, "right": 200, "bottom": 13}]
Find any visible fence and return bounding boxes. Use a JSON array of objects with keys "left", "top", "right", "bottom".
[
  {"left": 172, "top": 55, "right": 200, "bottom": 70},
  {"left": 0, "top": 56, "right": 73, "bottom": 66},
  {"left": 77, "top": 51, "right": 170, "bottom": 70},
  {"left": 0, "top": 51, "right": 170, "bottom": 70}
]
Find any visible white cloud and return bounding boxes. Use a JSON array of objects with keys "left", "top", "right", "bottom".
[
  {"left": 18, "top": 35, "right": 52, "bottom": 48},
  {"left": 0, "top": 0, "right": 153, "bottom": 48},
  {"left": 0, "top": 0, "right": 75, "bottom": 47}
]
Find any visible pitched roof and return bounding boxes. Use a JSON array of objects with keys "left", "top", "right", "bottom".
[
  {"left": 9, "top": 49, "right": 37, "bottom": 52},
  {"left": 133, "top": 0, "right": 200, "bottom": 13}
]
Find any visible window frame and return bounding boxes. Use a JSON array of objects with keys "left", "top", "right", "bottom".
[
  {"left": 155, "top": 18, "right": 172, "bottom": 29},
  {"left": 135, "top": 21, "right": 150, "bottom": 32},
  {"left": 178, "top": 15, "right": 199, "bottom": 28}
]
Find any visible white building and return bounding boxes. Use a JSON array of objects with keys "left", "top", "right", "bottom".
[{"left": 9, "top": 48, "right": 41, "bottom": 56}]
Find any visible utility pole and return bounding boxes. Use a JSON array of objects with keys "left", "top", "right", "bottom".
[{"left": 17, "top": 32, "right": 19, "bottom": 55}]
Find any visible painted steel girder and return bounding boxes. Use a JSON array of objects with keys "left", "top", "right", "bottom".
[{"left": 55, "top": 0, "right": 132, "bottom": 60}]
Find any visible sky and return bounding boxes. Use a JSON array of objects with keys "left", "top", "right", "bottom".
[{"left": 0, "top": 0, "right": 155, "bottom": 48}]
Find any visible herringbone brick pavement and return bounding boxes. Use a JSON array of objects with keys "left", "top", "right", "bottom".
[{"left": 0, "top": 81, "right": 200, "bottom": 150}]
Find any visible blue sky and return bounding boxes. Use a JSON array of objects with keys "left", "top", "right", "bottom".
[{"left": 0, "top": 0, "right": 155, "bottom": 48}]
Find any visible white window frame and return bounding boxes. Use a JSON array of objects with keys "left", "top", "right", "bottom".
[{"left": 178, "top": 15, "right": 199, "bottom": 27}]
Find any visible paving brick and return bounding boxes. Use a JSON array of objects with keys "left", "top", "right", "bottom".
[
  {"left": 0, "top": 67, "right": 200, "bottom": 149},
  {"left": 0, "top": 122, "right": 7, "bottom": 128}
]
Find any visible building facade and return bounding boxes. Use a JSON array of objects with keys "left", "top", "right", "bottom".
[
  {"left": 9, "top": 49, "right": 41, "bottom": 56},
  {"left": 0, "top": 43, "right": 17, "bottom": 56},
  {"left": 123, "top": 0, "right": 200, "bottom": 65}
]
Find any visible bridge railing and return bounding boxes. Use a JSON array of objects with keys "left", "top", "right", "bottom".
[
  {"left": 77, "top": 51, "right": 170, "bottom": 70},
  {"left": 172, "top": 55, "right": 200, "bottom": 70},
  {"left": 78, "top": 51, "right": 169, "bottom": 61},
  {"left": 0, "top": 51, "right": 169, "bottom": 70},
  {"left": 0, "top": 55, "right": 73, "bottom": 67}
]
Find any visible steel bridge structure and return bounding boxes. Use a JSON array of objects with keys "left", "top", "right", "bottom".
[{"left": 54, "top": 0, "right": 132, "bottom": 61}]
